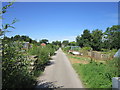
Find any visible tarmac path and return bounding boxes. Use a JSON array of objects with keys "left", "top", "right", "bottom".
[{"left": 35, "top": 48, "right": 83, "bottom": 88}]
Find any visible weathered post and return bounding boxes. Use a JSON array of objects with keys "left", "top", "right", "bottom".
[{"left": 112, "top": 77, "right": 120, "bottom": 90}]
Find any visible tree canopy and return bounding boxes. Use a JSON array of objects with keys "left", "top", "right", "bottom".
[
  {"left": 76, "top": 25, "right": 120, "bottom": 51},
  {"left": 62, "top": 40, "right": 69, "bottom": 47}
]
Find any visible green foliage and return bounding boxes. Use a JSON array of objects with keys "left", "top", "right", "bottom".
[
  {"left": 10, "top": 35, "right": 35, "bottom": 44},
  {"left": 68, "top": 41, "right": 76, "bottom": 46},
  {"left": 101, "top": 49, "right": 117, "bottom": 58},
  {"left": 33, "top": 70, "right": 42, "bottom": 77},
  {"left": 2, "top": 40, "right": 36, "bottom": 88},
  {"left": 52, "top": 41, "right": 61, "bottom": 47},
  {"left": 1, "top": 2, "right": 58, "bottom": 89},
  {"left": 81, "top": 47, "right": 91, "bottom": 51},
  {"left": 1, "top": 2, "right": 38, "bottom": 89},
  {"left": 103, "top": 25, "right": 120, "bottom": 49},
  {"left": 2, "top": 38, "right": 57, "bottom": 89},
  {"left": 47, "top": 44, "right": 56, "bottom": 56},
  {"left": 91, "top": 29, "right": 103, "bottom": 51},
  {"left": 68, "top": 55, "right": 91, "bottom": 61},
  {"left": 62, "top": 40, "right": 69, "bottom": 47},
  {"left": 39, "top": 39, "right": 49, "bottom": 44},
  {"left": 1, "top": 2, "right": 18, "bottom": 36},
  {"left": 101, "top": 48, "right": 110, "bottom": 52},
  {"left": 28, "top": 44, "right": 57, "bottom": 72},
  {"left": 28, "top": 45, "right": 39, "bottom": 55},
  {"left": 38, "top": 47, "right": 49, "bottom": 64},
  {"left": 73, "top": 58, "right": 119, "bottom": 88},
  {"left": 71, "top": 47, "right": 80, "bottom": 51},
  {"left": 2, "top": 2, "right": 14, "bottom": 14},
  {"left": 62, "top": 46, "right": 71, "bottom": 52},
  {"left": 76, "top": 25, "right": 120, "bottom": 51},
  {"left": 76, "top": 29, "right": 92, "bottom": 47}
]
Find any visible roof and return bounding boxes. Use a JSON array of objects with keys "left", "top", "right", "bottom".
[{"left": 41, "top": 43, "right": 46, "bottom": 46}]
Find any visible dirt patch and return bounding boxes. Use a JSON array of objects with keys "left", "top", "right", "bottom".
[
  {"left": 67, "top": 54, "right": 91, "bottom": 59},
  {"left": 69, "top": 57, "right": 89, "bottom": 64},
  {"left": 67, "top": 53, "right": 107, "bottom": 64}
]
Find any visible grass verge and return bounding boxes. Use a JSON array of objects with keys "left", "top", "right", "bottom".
[{"left": 66, "top": 53, "right": 119, "bottom": 88}]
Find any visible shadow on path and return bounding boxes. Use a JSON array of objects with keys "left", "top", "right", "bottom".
[{"left": 35, "top": 80, "right": 63, "bottom": 89}]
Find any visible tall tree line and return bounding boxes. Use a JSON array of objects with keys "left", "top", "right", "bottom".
[{"left": 76, "top": 25, "right": 120, "bottom": 51}]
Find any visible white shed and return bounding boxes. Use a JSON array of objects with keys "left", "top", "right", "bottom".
[{"left": 114, "top": 49, "right": 120, "bottom": 58}]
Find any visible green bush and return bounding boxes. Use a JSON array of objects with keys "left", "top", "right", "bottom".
[
  {"left": 62, "top": 46, "right": 71, "bottom": 52},
  {"left": 47, "top": 44, "right": 56, "bottom": 56},
  {"left": 28, "top": 44, "right": 39, "bottom": 55},
  {"left": 38, "top": 47, "right": 49, "bottom": 64},
  {"left": 72, "top": 47, "right": 80, "bottom": 51},
  {"left": 101, "top": 49, "right": 117, "bottom": 58},
  {"left": 81, "top": 47, "right": 92, "bottom": 51},
  {"left": 29, "top": 44, "right": 57, "bottom": 73},
  {"left": 2, "top": 41, "right": 36, "bottom": 89}
]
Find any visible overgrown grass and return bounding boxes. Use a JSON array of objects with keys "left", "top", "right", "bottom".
[
  {"left": 101, "top": 49, "right": 117, "bottom": 56},
  {"left": 72, "top": 58, "right": 119, "bottom": 88},
  {"left": 68, "top": 55, "right": 91, "bottom": 62}
]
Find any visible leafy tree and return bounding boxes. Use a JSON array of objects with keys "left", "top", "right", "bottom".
[
  {"left": 39, "top": 39, "right": 49, "bottom": 44},
  {"left": 68, "top": 41, "right": 76, "bottom": 46},
  {"left": 76, "top": 29, "right": 91, "bottom": 47},
  {"left": 3, "top": 36, "right": 11, "bottom": 41},
  {"left": 11, "top": 35, "right": 35, "bottom": 44},
  {"left": 91, "top": 29, "right": 103, "bottom": 51},
  {"left": 21, "top": 35, "right": 30, "bottom": 42},
  {"left": 52, "top": 40, "right": 61, "bottom": 47},
  {"left": 62, "top": 40, "right": 69, "bottom": 47},
  {"left": 13, "top": 35, "right": 21, "bottom": 41},
  {"left": 104, "top": 25, "right": 120, "bottom": 49},
  {"left": 76, "top": 36, "right": 84, "bottom": 47},
  {"left": 82, "top": 29, "right": 92, "bottom": 47},
  {"left": 31, "top": 40, "right": 37, "bottom": 44}
]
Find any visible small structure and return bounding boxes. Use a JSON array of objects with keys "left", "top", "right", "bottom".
[
  {"left": 71, "top": 46, "right": 79, "bottom": 50},
  {"left": 23, "top": 42, "right": 30, "bottom": 49},
  {"left": 69, "top": 46, "right": 81, "bottom": 55},
  {"left": 114, "top": 49, "right": 120, "bottom": 58},
  {"left": 41, "top": 43, "right": 46, "bottom": 46}
]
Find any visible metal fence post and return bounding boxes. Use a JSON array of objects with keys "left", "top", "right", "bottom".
[{"left": 112, "top": 77, "right": 120, "bottom": 90}]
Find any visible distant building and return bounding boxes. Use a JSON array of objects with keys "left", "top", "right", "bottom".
[
  {"left": 41, "top": 43, "right": 46, "bottom": 46},
  {"left": 23, "top": 42, "right": 30, "bottom": 49},
  {"left": 68, "top": 46, "right": 81, "bottom": 55},
  {"left": 70, "top": 46, "right": 80, "bottom": 50}
]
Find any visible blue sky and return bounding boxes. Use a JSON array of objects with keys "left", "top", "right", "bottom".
[{"left": 3, "top": 2, "right": 118, "bottom": 42}]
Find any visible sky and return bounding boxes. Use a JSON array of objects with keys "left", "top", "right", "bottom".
[{"left": 2, "top": 2, "right": 118, "bottom": 42}]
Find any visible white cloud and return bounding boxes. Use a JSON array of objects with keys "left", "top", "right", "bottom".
[{"left": 49, "top": 35, "right": 77, "bottom": 43}]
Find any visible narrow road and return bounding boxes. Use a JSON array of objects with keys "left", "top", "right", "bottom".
[{"left": 36, "top": 48, "right": 83, "bottom": 88}]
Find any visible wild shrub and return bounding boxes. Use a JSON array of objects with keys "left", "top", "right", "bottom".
[
  {"left": 82, "top": 47, "right": 91, "bottom": 51},
  {"left": 2, "top": 40, "right": 36, "bottom": 88},
  {"left": 62, "top": 46, "right": 71, "bottom": 52},
  {"left": 29, "top": 44, "right": 57, "bottom": 74}
]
